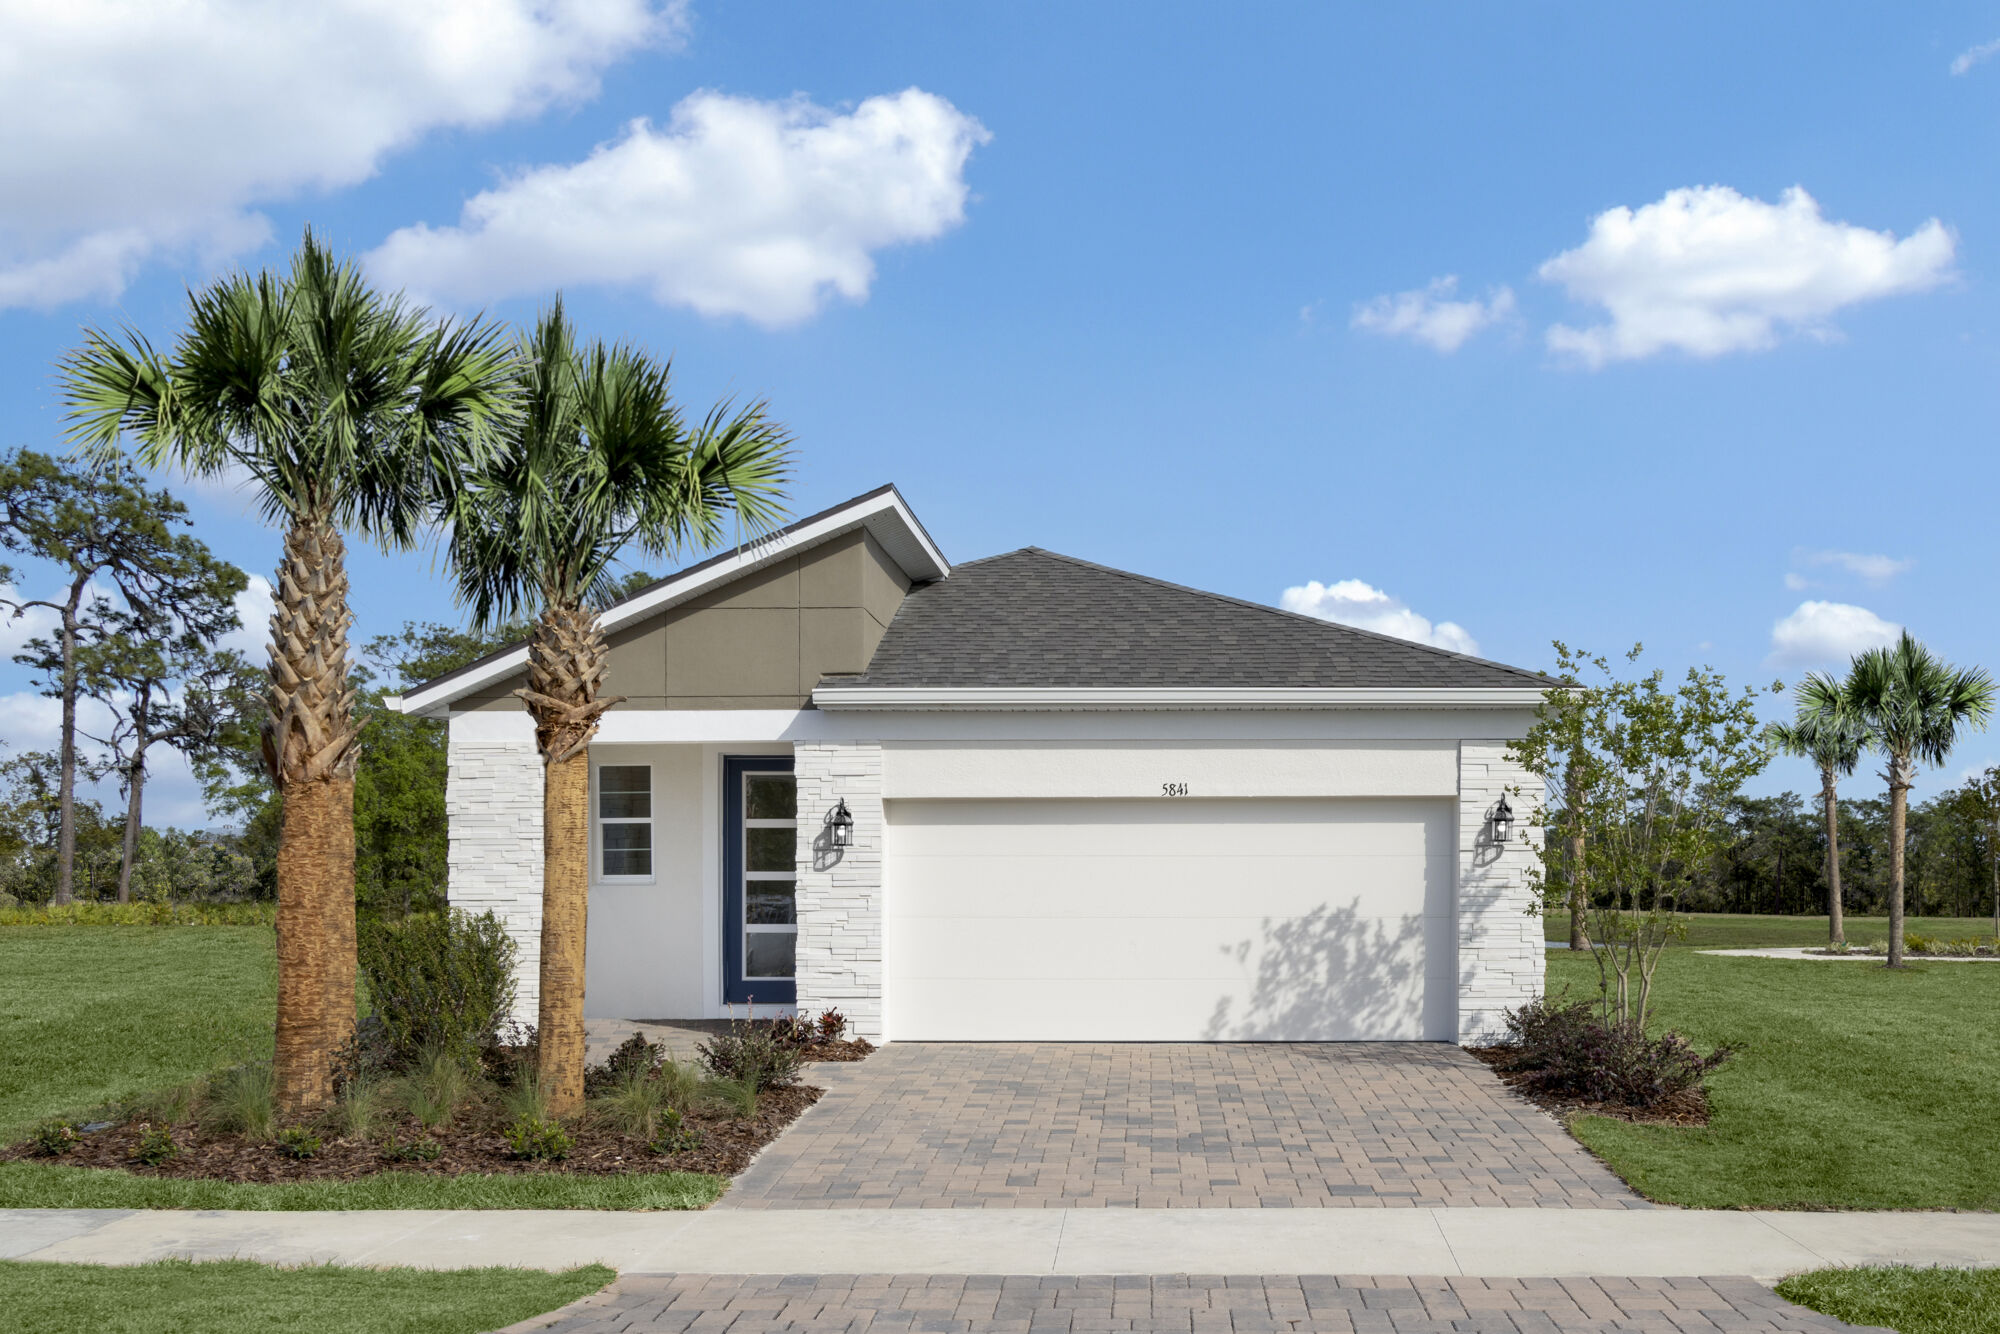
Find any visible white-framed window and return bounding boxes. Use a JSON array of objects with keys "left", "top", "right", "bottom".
[{"left": 597, "top": 764, "right": 653, "bottom": 879}]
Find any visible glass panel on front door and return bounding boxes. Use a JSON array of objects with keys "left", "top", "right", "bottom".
[{"left": 740, "top": 771, "right": 797, "bottom": 982}]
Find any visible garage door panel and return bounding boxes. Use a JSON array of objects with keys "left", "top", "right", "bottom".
[
  {"left": 890, "top": 978, "right": 1430, "bottom": 1041},
  {"left": 891, "top": 853, "right": 1442, "bottom": 919},
  {"left": 888, "top": 798, "right": 1446, "bottom": 856},
  {"left": 883, "top": 797, "right": 1455, "bottom": 1042},
  {"left": 892, "top": 912, "right": 1439, "bottom": 982}
]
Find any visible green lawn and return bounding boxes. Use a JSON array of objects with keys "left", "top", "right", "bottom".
[
  {"left": 1550, "top": 948, "right": 2000, "bottom": 1208},
  {"left": 0, "top": 925, "right": 276, "bottom": 1138},
  {"left": 1544, "top": 911, "right": 1998, "bottom": 950},
  {"left": 0, "top": 1258, "right": 612, "bottom": 1334},
  {"left": 1777, "top": 1267, "right": 2000, "bottom": 1334}
]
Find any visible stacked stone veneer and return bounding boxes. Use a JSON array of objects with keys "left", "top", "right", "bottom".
[
  {"left": 792, "top": 739, "right": 885, "bottom": 1042},
  {"left": 1456, "top": 738, "right": 1544, "bottom": 1043},
  {"left": 446, "top": 734, "right": 544, "bottom": 1030}
]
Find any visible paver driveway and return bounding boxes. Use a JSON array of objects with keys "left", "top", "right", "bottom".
[
  {"left": 520, "top": 1275, "right": 1876, "bottom": 1334},
  {"left": 722, "top": 1043, "right": 1645, "bottom": 1210}
]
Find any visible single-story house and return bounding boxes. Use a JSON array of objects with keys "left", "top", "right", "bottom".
[{"left": 395, "top": 485, "right": 1553, "bottom": 1045}]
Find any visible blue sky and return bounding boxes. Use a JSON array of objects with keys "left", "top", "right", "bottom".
[{"left": 3, "top": 2, "right": 1999, "bottom": 826}]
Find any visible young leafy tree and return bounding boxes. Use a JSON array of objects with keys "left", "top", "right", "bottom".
[
  {"left": 1810, "top": 632, "right": 1995, "bottom": 967},
  {"left": 0, "top": 450, "right": 237, "bottom": 904},
  {"left": 1511, "top": 644, "right": 1775, "bottom": 1029},
  {"left": 1766, "top": 685, "right": 1873, "bottom": 946},
  {"left": 60, "top": 230, "right": 515, "bottom": 1112},
  {"left": 445, "top": 300, "right": 791, "bottom": 1116}
]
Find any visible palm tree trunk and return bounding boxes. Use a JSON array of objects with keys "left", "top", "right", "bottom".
[
  {"left": 519, "top": 600, "right": 623, "bottom": 1119},
  {"left": 1989, "top": 812, "right": 1998, "bottom": 941},
  {"left": 1821, "top": 768, "right": 1844, "bottom": 946},
  {"left": 265, "top": 513, "right": 361, "bottom": 1114},
  {"left": 116, "top": 753, "right": 145, "bottom": 904},
  {"left": 274, "top": 775, "right": 356, "bottom": 1110},
  {"left": 1887, "top": 756, "right": 1911, "bottom": 967},
  {"left": 540, "top": 750, "right": 590, "bottom": 1116}
]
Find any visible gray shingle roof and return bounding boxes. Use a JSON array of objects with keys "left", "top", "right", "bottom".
[{"left": 835, "top": 548, "right": 1559, "bottom": 690}]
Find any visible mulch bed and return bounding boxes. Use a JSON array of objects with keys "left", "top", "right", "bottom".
[
  {"left": 3, "top": 1042, "right": 875, "bottom": 1185},
  {"left": 1467, "top": 1045, "right": 1711, "bottom": 1127}
]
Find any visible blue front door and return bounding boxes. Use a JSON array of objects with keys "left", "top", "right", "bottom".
[{"left": 723, "top": 755, "right": 797, "bottom": 1005}]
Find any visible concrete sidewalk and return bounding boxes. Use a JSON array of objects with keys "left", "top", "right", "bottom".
[{"left": 4, "top": 1207, "right": 1998, "bottom": 1281}]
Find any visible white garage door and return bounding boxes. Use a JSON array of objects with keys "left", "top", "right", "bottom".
[{"left": 882, "top": 797, "right": 1455, "bottom": 1041}]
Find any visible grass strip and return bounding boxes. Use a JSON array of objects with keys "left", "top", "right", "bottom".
[
  {"left": 0, "top": 1257, "right": 614, "bottom": 1334},
  {"left": 0, "top": 1161, "right": 724, "bottom": 1211},
  {"left": 1777, "top": 1266, "right": 2000, "bottom": 1334}
]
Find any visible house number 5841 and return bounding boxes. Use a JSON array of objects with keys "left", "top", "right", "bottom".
[{"left": 1161, "top": 782, "right": 1190, "bottom": 797}]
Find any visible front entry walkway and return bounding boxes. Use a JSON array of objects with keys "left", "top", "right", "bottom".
[{"left": 721, "top": 1043, "right": 1645, "bottom": 1210}]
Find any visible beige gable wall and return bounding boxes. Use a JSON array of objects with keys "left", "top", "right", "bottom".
[{"left": 461, "top": 529, "right": 911, "bottom": 713}]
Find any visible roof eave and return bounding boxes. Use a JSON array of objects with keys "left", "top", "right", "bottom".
[{"left": 810, "top": 685, "right": 1553, "bottom": 711}]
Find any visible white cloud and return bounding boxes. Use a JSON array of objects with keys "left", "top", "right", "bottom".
[
  {"left": 1538, "top": 185, "right": 1955, "bottom": 367},
  {"left": 1768, "top": 600, "right": 1902, "bottom": 666},
  {"left": 1351, "top": 276, "right": 1515, "bottom": 353},
  {"left": 1279, "top": 579, "right": 1479, "bottom": 656},
  {"left": 367, "top": 88, "right": 989, "bottom": 326},
  {"left": 1952, "top": 38, "right": 2000, "bottom": 75},
  {"left": 1783, "top": 572, "right": 1810, "bottom": 591},
  {"left": 0, "top": 0, "right": 682, "bottom": 308},
  {"left": 217, "top": 575, "right": 277, "bottom": 662},
  {"left": 1796, "top": 549, "right": 1915, "bottom": 586}
]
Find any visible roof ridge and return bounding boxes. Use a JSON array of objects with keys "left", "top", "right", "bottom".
[{"left": 1003, "top": 547, "right": 1554, "bottom": 685}]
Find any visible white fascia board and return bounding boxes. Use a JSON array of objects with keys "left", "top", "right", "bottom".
[
  {"left": 396, "top": 488, "right": 947, "bottom": 720},
  {"left": 811, "top": 686, "right": 1552, "bottom": 711}
]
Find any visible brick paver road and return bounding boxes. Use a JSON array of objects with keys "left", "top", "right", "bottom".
[
  {"left": 722, "top": 1043, "right": 1644, "bottom": 1209},
  {"left": 512, "top": 1275, "right": 1883, "bottom": 1334}
]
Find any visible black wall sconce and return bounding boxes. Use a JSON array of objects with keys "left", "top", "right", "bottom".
[
  {"left": 1490, "top": 794, "right": 1515, "bottom": 844},
  {"left": 826, "top": 798, "right": 855, "bottom": 849}
]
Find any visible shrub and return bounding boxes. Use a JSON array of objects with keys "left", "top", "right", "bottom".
[
  {"left": 358, "top": 909, "right": 517, "bottom": 1067},
  {"left": 133, "top": 1080, "right": 203, "bottom": 1128},
  {"left": 329, "top": 1075, "right": 386, "bottom": 1140},
  {"left": 648, "top": 1106, "right": 701, "bottom": 1155},
  {"left": 766, "top": 1008, "right": 851, "bottom": 1052},
  {"left": 405, "top": 1045, "right": 479, "bottom": 1131},
  {"left": 130, "top": 1124, "right": 179, "bottom": 1166},
  {"left": 1905, "top": 933, "right": 1935, "bottom": 955},
  {"left": 705, "top": 1072, "right": 760, "bottom": 1120},
  {"left": 203, "top": 1063, "right": 277, "bottom": 1141},
  {"left": 380, "top": 1131, "right": 442, "bottom": 1163},
  {"left": 697, "top": 1026, "right": 802, "bottom": 1090},
  {"left": 1498, "top": 995, "right": 1731, "bottom": 1109},
  {"left": 276, "top": 1126, "right": 322, "bottom": 1160},
  {"left": 585, "top": 1032, "right": 664, "bottom": 1098},
  {"left": 596, "top": 1066, "right": 673, "bottom": 1140},
  {"left": 31, "top": 1120, "right": 81, "bottom": 1157},
  {"left": 0, "top": 902, "right": 274, "bottom": 926},
  {"left": 503, "top": 1116, "right": 573, "bottom": 1161}
]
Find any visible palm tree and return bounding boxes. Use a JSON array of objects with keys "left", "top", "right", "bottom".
[
  {"left": 61, "top": 231, "right": 514, "bottom": 1112},
  {"left": 1767, "top": 686, "right": 1872, "bottom": 947},
  {"left": 1827, "top": 632, "right": 1996, "bottom": 967},
  {"left": 446, "top": 301, "right": 790, "bottom": 1117}
]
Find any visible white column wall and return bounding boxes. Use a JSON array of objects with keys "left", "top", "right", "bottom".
[
  {"left": 1455, "top": 738, "right": 1544, "bottom": 1043},
  {"left": 445, "top": 727, "right": 543, "bottom": 1030},
  {"left": 793, "top": 738, "right": 886, "bottom": 1041}
]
